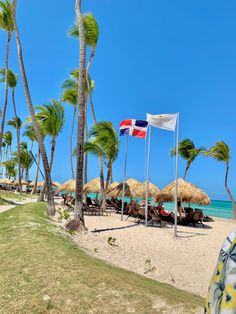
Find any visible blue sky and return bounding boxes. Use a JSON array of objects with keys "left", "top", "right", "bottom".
[{"left": 0, "top": 0, "right": 236, "bottom": 200}]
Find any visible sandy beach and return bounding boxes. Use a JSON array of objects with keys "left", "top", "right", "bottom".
[{"left": 68, "top": 212, "right": 236, "bottom": 298}]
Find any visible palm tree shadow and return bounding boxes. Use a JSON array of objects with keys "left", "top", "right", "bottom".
[
  {"left": 176, "top": 230, "right": 207, "bottom": 238},
  {"left": 0, "top": 197, "right": 18, "bottom": 205},
  {"left": 92, "top": 223, "right": 138, "bottom": 233}
]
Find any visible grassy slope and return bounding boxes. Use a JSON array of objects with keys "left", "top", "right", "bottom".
[{"left": 0, "top": 203, "right": 204, "bottom": 313}]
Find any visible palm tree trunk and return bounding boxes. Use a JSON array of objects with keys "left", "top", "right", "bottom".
[
  {"left": 12, "top": 88, "right": 22, "bottom": 193},
  {"left": 32, "top": 145, "right": 40, "bottom": 194},
  {"left": 70, "top": 105, "right": 76, "bottom": 180},
  {"left": 225, "top": 161, "right": 236, "bottom": 218},
  {"left": 0, "top": 32, "right": 11, "bottom": 157},
  {"left": 85, "top": 50, "right": 106, "bottom": 213},
  {"left": 12, "top": 0, "right": 55, "bottom": 215},
  {"left": 183, "top": 161, "right": 191, "bottom": 180},
  {"left": 84, "top": 95, "right": 88, "bottom": 186},
  {"left": 38, "top": 136, "right": 56, "bottom": 202},
  {"left": 74, "top": 0, "right": 86, "bottom": 224}
]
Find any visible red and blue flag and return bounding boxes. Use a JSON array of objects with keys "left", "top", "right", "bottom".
[{"left": 119, "top": 119, "right": 148, "bottom": 138}]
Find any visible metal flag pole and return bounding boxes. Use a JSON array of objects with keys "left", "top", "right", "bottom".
[
  {"left": 174, "top": 113, "right": 180, "bottom": 237},
  {"left": 121, "top": 135, "right": 129, "bottom": 221},
  {"left": 145, "top": 125, "right": 151, "bottom": 227}
]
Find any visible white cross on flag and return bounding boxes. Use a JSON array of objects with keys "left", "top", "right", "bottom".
[{"left": 146, "top": 113, "right": 177, "bottom": 131}]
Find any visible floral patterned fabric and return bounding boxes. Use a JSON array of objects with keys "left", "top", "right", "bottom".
[{"left": 205, "top": 229, "right": 236, "bottom": 314}]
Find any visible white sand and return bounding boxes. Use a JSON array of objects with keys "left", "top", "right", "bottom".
[{"left": 70, "top": 213, "right": 236, "bottom": 298}]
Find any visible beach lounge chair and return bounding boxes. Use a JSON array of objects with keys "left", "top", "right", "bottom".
[
  {"left": 148, "top": 207, "right": 163, "bottom": 227},
  {"left": 182, "top": 210, "right": 205, "bottom": 228},
  {"left": 126, "top": 202, "right": 140, "bottom": 220}
]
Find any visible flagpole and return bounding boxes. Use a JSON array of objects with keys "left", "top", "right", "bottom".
[
  {"left": 145, "top": 125, "right": 151, "bottom": 227},
  {"left": 121, "top": 135, "right": 129, "bottom": 221},
  {"left": 174, "top": 113, "right": 180, "bottom": 237}
]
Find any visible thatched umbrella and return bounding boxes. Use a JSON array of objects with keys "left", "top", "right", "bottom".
[
  {"left": 53, "top": 181, "right": 61, "bottom": 188},
  {"left": 57, "top": 179, "right": 75, "bottom": 193},
  {"left": 37, "top": 181, "right": 58, "bottom": 188},
  {"left": 12, "top": 179, "right": 28, "bottom": 186},
  {"left": 108, "top": 181, "right": 120, "bottom": 192},
  {"left": 3, "top": 178, "right": 12, "bottom": 185},
  {"left": 141, "top": 181, "right": 160, "bottom": 198},
  {"left": 156, "top": 178, "right": 210, "bottom": 205},
  {"left": 109, "top": 178, "right": 143, "bottom": 198},
  {"left": 83, "top": 178, "right": 101, "bottom": 194}
]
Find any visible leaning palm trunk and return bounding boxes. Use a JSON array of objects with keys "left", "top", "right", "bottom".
[
  {"left": 12, "top": 88, "right": 22, "bottom": 193},
  {"left": 70, "top": 106, "right": 76, "bottom": 180},
  {"left": 225, "top": 161, "right": 236, "bottom": 219},
  {"left": 83, "top": 95, "right": 88, "bottom": 186},
  {"left": 74, "top": 0, "right": 86, "bottom": 224},
  {"left": 183, "top": 160, "right": 191, "bottom": 180},
  {"left": 32, "top": 146, "right": 40, "bottom": 194},
  {"left": 38, "top": 136, "right": 56, "bottom": 202},
  {"left": 12, "top": 0, "right": 55, "bottom": 215},
  {"left": 0, "top": 32, "right": 11, "bottom": 157},
  {"left": 85, "top": 51, "right": 106, "bottom": 213}
]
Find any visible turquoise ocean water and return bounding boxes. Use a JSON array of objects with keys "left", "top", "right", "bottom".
[{"left": 84, "top": 193, "right": 234, "bottom": 219}]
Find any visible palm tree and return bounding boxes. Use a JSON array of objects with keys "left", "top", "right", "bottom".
[
  {"left": 12, "top": 146, "right": 33, "bottom": 180},
  {"left": 0, "top": 0, "right": 15, "bottom": 156},
  {"left": 205, "top": 141, "right": 236, "bottom": 218},
  {"left": 7, "top": 116, "right": 22, "bottom": 192},
  {"left": 69, "top": 12, "right": 99, "bottom": 122},
  {"left": 0, "top": 68, "right": 18, "bottom": 117},
  {"left": 12, "top": 0, "right": 55, "bottom": 215},
  {"left": 74, "top": 0, "right": 87, "bottom": 224},
  {"left": 35, "top": 100, "right": 65, "bottom": 201},
  {"left": 23, "top": 124, "right": 43, "bottom": 194},
  {"left": 61, "top": 88, "right": 77, "bottom": 180},
  {"left": 171, "top": 138, "right": 205, "bottom": 180},
  {"left": 1, "top": 160, "right": 16, "bottom": 179},
  {"left": 3, "top": 130, "right": 12, "bottom": 161},
  {"left": 61, "top": 70, "right": 94, "bottom": 180},
  {"left": 84, "top": 121, "right": 120, "bottom": 199}
]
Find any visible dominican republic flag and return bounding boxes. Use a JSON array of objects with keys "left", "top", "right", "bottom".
[{"left": 119, "top": 119, "right": 148, "bottom": 138}]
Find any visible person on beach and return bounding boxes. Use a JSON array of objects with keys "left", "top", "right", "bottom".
[{"left": 205, "top": 229, "right": 236, "bottom": 314}]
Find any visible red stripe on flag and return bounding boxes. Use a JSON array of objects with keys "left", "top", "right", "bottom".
[
  {"left": 119, "top": 119, "right": 132, "bottom": 128},
  {"left": 131, "top": 129, "right": 147, "bottom": 138}
]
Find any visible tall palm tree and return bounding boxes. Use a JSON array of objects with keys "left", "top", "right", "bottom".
[
  {"left": 3, "top": 130, "right": 12, "bottom": 161},
  {"left": 84, "top": 122, "right": 120, "bottom": 198},
  {"left": 205, "top": 141, "right": 236, "bottom": 218},
  {"left": 69, "top": 12, "right": 99, "bottom": 122},
  {"left": 35, "top": 100, "right": 65, "bottom": 201},
  {"left": 171, "top": 138, "right": 205, "bottom": 180},
  {"left": 0, "top": 0, "right": 15, "bottom": 156},
  {"left": 74, "top": 0, "right": 86, "bottom": 224},
  {"left": 61, "top": 88, "right": 77, "bottom": 180},
  {"left": 7, "top": 116, "right": 22, "bottom": 192},
  {"left": 23, "top": 124, "right": 43, "bottom": 194},
  {"left": 61, "top": 70, "right": 94, "bottom": 180},
  {"left": 0, "top": 68, "right": 18, "bottom": 116},
  {"left": 12, "top": 0, "right": 55, "bottom": 215}
]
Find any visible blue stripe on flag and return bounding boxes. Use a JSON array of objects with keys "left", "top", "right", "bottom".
[
  {"left": 135, "top": 120, "right": 148, "bottom": 127},
  {"left": 120, "top": 128, "right": 130, "bottom": 136}
]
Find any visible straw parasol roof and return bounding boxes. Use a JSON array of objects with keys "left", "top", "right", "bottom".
[
  {"left": 141, "top": 181, "right": 160, "bottom": 198},
  {"left": 37, "top": 181, "right": 59, "bottom": 188},
  {"left": 109, "top": 178, "right": 143, "bottom": 198},
  {"left": 83, "top": 178, "right": 101, "bottom": 194},
  {"left": 156, "top": 178, "right": 210, "bottom": 205},
  {"left": 3, "top": 178, "right": 12, "bottom": 185},
  {"left": 12, "top": 179, "right": 29, "bottom": 186},
  {"left": 108, "top": 181, "right": 120, "bottom": 192},
  {"left": 0, "top": 178, "right": 6, "bottom": 184},
  {"left": 57, "top": 179, "right": 75, "bottom": 193},
  {"left": 53, "top": 181, "right": 61, "bottom": 188},
  {"left": 29, "top": 181, "right": 36, "bottom": 187}
]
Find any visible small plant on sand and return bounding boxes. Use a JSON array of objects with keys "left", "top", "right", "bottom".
[
  {"left": 144, "top": 259, "right": 156, "bottom": 274},
  {"left": 94, "top": 247, "right": 98, "bottom": 253},
  {"left": 63, "top": 209, "right": 70, "bottom": 220},
  {"left": 57, "top": 208, "right": 63, "bottom": 222},
  {"left": 107, "top": 237, "right": 118, "bottom": 247}
]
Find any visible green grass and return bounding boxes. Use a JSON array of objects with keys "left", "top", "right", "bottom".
[{"left": 0, "top": 203, "right": 204, "bottom": 313}]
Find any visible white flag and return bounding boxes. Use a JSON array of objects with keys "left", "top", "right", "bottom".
[{"left": 146, "top": 113, "right": 178, "bottom": 131}]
